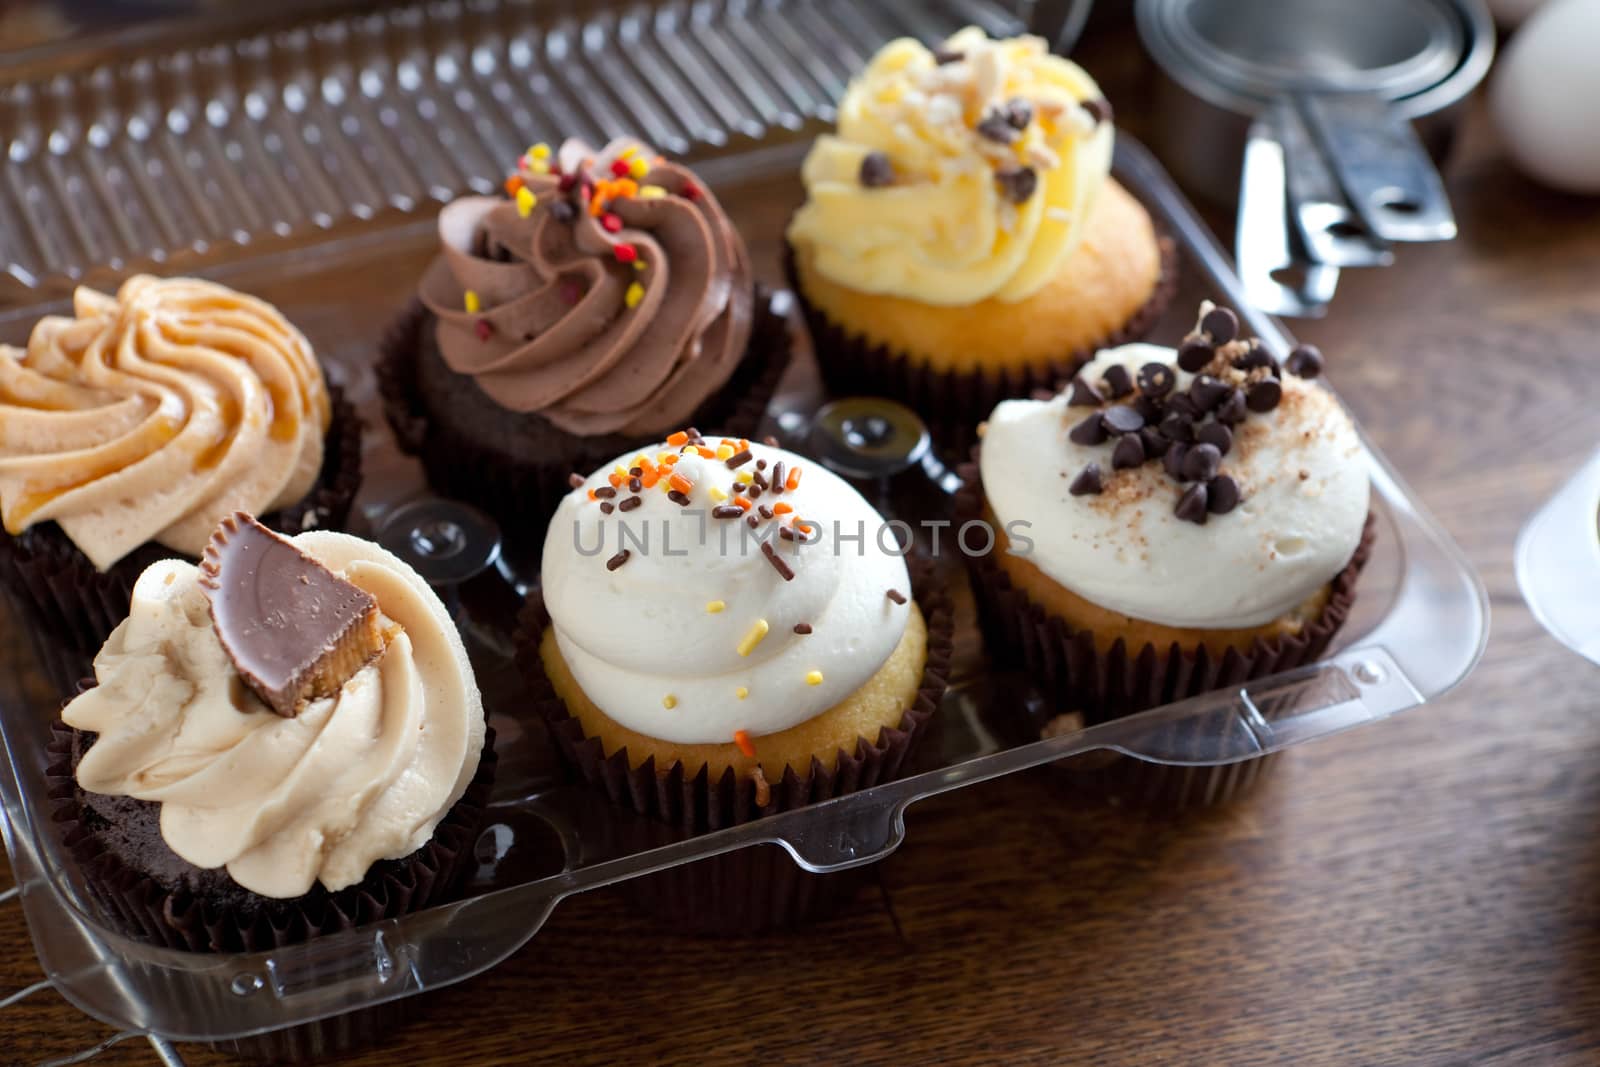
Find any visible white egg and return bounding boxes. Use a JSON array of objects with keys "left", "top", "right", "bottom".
[
  {"left": 1490, "top": 0, "right": 1600, "bottom": 194},
  {"left": 1486, "top": 0, "right": 1547, "bottom": 27}
]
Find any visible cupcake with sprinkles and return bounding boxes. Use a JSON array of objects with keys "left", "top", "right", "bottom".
[
  {"left": 785, "top": 26, "right": 1175, "bottom": 445},
  {"left": 518, "top": 430, "right": 951, "bottom": 836},
  {"left": 958, "top": 302, "right": 1374, "bottom": 718},
  {"left": 0, "top": 276, "right": 361, "bottom": 666},
  {"left": 380, "top": 139, "right": 791, "bottom": 546}
]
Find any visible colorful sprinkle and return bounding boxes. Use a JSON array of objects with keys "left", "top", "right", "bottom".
[
  {"left": 785, "top": 467, "right": 803, "bottom": 491},
  {"left": 681, "top": 179, "right": 702, "bottom": 201},
  {"left": 737, "top": 619, "right": 770, "bottom": 657},
  {"left": 474, "top": 318, "right": 493, "bottom": 342},
  {"left": 625, "top": 282, "right": 645, "bottom": 309},
  {"left": 772, "top": 502, "right": 793, "bottom": 515},
  {"left": 610, "top": 158, "right": 631, "bottom": 178},
  {"left": 668, "top": 471, "right": 693, "bottom": 495},
  {"left": 602, "top": 213, "right": 623, "bottom": 234},
  {"left": 733, "top": 730, "right": 756, "bottom": 757},
  {"left": 708, "top": 486, "right": 728, "bottom": 503},
  {"left": 666, "top": 431, "right": 689, "bottom": 446},
  {"left": 805, "top": 670, "right": 823, "bottom": 686},
  {"left": 516, "top": 186, "right": 537, "bottom": 217},
  {"left": 639, "top": 184, "right": 668, "bottom": 199},
  {"left": 629, "top": 157, "right": 649, "bottom": 180},
  {"left": 736, "top": 686, "right": 748, "bottom": 700},
  {"left": 463, "top": 290, "right": 481, "bottom": 314},
  {"left": 716, "top": 443, "right": 735, "bottom": 461},
  {"left": 662, "top": 694, "right": 677, "bottom": 710},
  {"left": 613, "top": 242, "right": 638, "bottom": 264},
  {"left": 706, "top": 600, "right": 726, "bottom": 614},
  {"left": 504, "top": 175, "right": 524, "bottom": 196},
  {"left": 529, "top": 142, "right": 552, "bottom": 161}
]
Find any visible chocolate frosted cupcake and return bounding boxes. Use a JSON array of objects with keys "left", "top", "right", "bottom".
[
  {"left": 0, "top": 276, "right": 361, "bottom": 661},
  {"left": 959, "top": 303, "right": 1372, "bottom": 719},
  {"left": 380, "top": 139, "right": 791, "bottom": 546},
  {"left": 49, "top": 515, "right": 494, "bottom": 952},
  {"left": 785, "top": 27, "right": 1175, "bottom": 446}
]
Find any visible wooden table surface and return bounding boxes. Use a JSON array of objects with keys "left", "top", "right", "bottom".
[{"left": 6, "top": 25, "right": 1600, "bottom": 1067}]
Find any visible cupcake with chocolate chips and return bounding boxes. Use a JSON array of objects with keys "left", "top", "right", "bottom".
[
  {"left": 380, "top": 139, "right": 791, "bottom": 547},
  {"left": 48, "top": 513, "right": 494, "bottom": 952},
  {"left": 958, "top": 302, "right": 1373, "bottom": 718},
  {"left": 785, "top": 27, "right": 1175, "bottom": 446},
  {"left": 519, "top": 431, "right": 951, "bottom": 834},
  {"left": 0, "top": 276, "right": 361, "bottom": 666}
]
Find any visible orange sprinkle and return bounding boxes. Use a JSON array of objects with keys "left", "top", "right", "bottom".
[
  {"left": 661, "top": 453, "right": 680, "bottom": 467},
  {"left": 695, "top": 445, "right": 716, "bottom": 459},
  {"left": 639, "top": 457, "right": 658, "bottom": 477},
  {"left": 734, "top": 496, "right": 753, "bottom": 511},
  {"left": 611, "top": 178, "right": 639, "bottom": 199},
  {"left": 640, "top": 470, "right": 660, "bottom": 489},
  {"left": 669, "top": 471, "right": 693, "bottom": 495},
  {"left": 739, "top": 438, "right": 750, "bottom": 451},
  {"left": 733, "top": 730, "right": 756, "bottom": 758},
  {"left": 504, "top": 175, "right": 524, "bottom": 195},
  {"left": 794, "top": 519, "right": 814, "bottom": 535},
  {"left": 720, "top": 438, "right": 738, "bottom": 448},
  {"left": 772, "top": 502, "right": 793, "bottom": 515},
  {"left": 608, "top": 472, "right": 624, "bottom": 489},
  {"left": 587, "top": 488, "right": 598, "bottom": 501},
  {"left": 666, "top": 431, "right": 689, "bottom": 446},
  {"left": 786, "top": 467, "right": 802, "bottom": 491}
]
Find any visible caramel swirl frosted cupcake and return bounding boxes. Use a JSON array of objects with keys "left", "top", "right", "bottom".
[
  {"left": 518, "top": 431, "right": 951, "bottom": 834},
  {"left": 959, "top": 303, "right": 1373, "bottom": 718},
  {"left": 0, "top": 276, "right": 361, "bottom": 659},
  {"left": 380, "top": 139, "right": 791, "bottom": 544},
  {"left": 786, "top": 26, "right": 1175, "bottom": 445},
  {"left": 48, "top": 514, "right": 494, "bottom": 952}
]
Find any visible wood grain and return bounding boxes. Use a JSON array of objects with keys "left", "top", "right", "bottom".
[{"left": 7, "top": 25, "right": 1600, "bottom": 1067}]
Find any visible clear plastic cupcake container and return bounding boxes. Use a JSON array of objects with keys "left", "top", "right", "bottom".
[
  {"left": 1517, "top": 446, "right": 1600, "bottom": 665},
  {"left": 0, "top": 0, "right": 1489, "bottom": 1054}
]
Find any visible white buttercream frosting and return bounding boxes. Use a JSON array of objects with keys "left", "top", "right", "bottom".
[
  {"left": 62, "top": 531, "right": 485, "bottom": 899},
  {"left": 540, "top": 438, "right": 912, "bottom": 744},
  {"left": 980, "top": 342, "right": 1369, "bottom": 629}
]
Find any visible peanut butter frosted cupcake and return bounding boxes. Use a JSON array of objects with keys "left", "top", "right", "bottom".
[
  {"left": 959, "top": 303, "right": 1372, "bottom": 718},
  {"left": 48, "top": 514, "right": 494, "bottom": 952},
  {"left": 0, "top": 276, "right": 361, "bottom": 659},
  {"left": 380, "top": 138, "right": 791, "bottom": 544},
  {"left": 519, "top": 431, "right": 951, "bottom": 833},
  {"left": 786, "top": 27, "right": 1174, "bottom": 443}
]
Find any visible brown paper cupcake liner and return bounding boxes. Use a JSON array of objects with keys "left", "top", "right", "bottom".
[
  {"left": 377, "top": 288, "right": 793, "bottom": 548},
  {"left": 46, "top": 720, "right": 498, "bottom": 954},
  {"left": 955, "top": 453, "right": 1375, "bottom": 721},
  {"left": 0, "top": 386, "right": 364, "bottom": 665},
  {"left": 783, "top": 236, "right": 1178, "bottom": 454}
]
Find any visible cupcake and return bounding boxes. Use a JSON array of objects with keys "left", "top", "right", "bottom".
[
  {"left": 958, "top": 303, "right": 1373, "bottom": 719},
  {"left": 519, "top": 430, "right": 951, "bottom": 833},
  {"left": 786, "top": 26, "right": 1175, "bottom": 446},
  {"left": 0, "top": 276, "right": 361, "bottom": 661},
  {"left": 48, "top": 513, "right": 494, "bottom": 952},
  {"left": 379, "top": 139, "right": 792, "bottom": 547}
]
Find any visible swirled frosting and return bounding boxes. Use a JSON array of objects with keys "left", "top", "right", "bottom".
[
  {"left": 541, "top": 435, "right": 911, "bottom": 743},
  {"left": 62, "top": 531, "right": 486, "bottom": 899},
  {"left": 0, "top": 276, "right": 330, "bottom": 571},
  {"left": 418, "top": 138, "right": 754, "bottom": 437},
  {"left": 786, "top": 26, "right": 1114, "bottom": 306},
  {"left": 980, "top": 343, "right": 1370, "bottom": 629}
]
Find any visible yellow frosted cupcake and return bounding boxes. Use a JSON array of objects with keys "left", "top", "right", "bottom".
[{"left": 786, "top": 26, "right": 1174, "bottom": 441}]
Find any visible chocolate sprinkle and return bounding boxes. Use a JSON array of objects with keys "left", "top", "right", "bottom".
[
  {"left": 606, "top": 549, "right": 631, "bottom": 571},
  {"left": 1196, "top": 422, "right": 1233, "bottom": 456},
  {"left": 1068, "top": 413, "right": 1107, "bottom": 446},
  {"left": 1137, "top": 362, "right": 1176, "bottom": 397},
  {"left": 1002, "top": 97, "right": 1034, "bottom": 130},
  {"left": 667, "top": 489, "right": 691, "bottom": 506},
  {"left": 594, "top": 486, "right": 616, "bottom": 499},
  {"left": 933, "top": 47, "right": 964, "bottom": 65},
  {"left": 976, "top": 111, "right": 1022, "bottom": 144},
  {"left": 1175, "top": 483, "right": 1209, "bottom": 524},
  {"left": 1286, "top": 344, "right": 1324, "bottom": 379},
  {"left": 1207, "top": 474, "right": 1241, "bottom": 514},
  {"left": 726, "top": 449, "right": 753, "bottom": 469},
  {"left": 758, "top": 505, "right": 774, "bottom": 520},
  {"left": 1068, "top": 463, "right": 1103, "bottom": 496},
  {"left": 761, "top": 542, "right": 795, "bottom": 581},
  {"left": 568, "top": 472, "right": 585, "bottom": 489},
  {"left": 1083, "top": 97, "right": 1113, "bottom": 126},
  {"left": 747, "top": 513, "right": 759, "bottom": 528},
  {"left": 1102, "top": 364, "right": 1134, "bottom": 398},
  {"left": 628, "top": 476, "right": 642, "bottom": 493},
  {"left": 995, "top": 164, "right": 1038, "bottom": 204},
  {"left": 1111, "top": 434, "right": 1145, "bottom": 470},
  {"left": 887, "top": 588, "right": 908, "bottom": 605},
  {"left": 1067, "top": 377, "right": 1103, "bottom": 407},
  {"left": 859, "top": 151, "right": 894, "bottom": 188},
  {"left": 1247, "top": 378, "right": 1284, "bottom": 413},
  {"left": 1215, "top": 389, "right": 1248, "bottom": 425},
  {"left": 1201, "top": 305, "right": 1239, "bottom": 343},
  {"left": 599, "top": 501, "right": 614, "bottom": 515},
  {"left": 712, "top": 505, "right": 742, "bottom": 519},
  {"left": 794, "top": 622, "right": 813, "bottom": 634},
  {"left": 1177, "top": 338, "right": 1214, "bottom": 373},
  {"left": 1101, "top": 405, "right": 1145, "bottom": 435},
  {"left": 618, "top": 496, "right": 642, "bottom": 513},
  {"left": 762, "top": 436, "right": 779, "bottom": 447},
  {"left": 1189, "top": 375, "right": 1231, "bottom": 413},
  {"left": 771, "top": 462, "right": 785, "bottom": 493},
  {"left": 1163, "top": 442, "right": 1189, "bottom": 480}
]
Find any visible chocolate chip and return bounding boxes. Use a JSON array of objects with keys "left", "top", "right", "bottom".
[
  {"left": 1182, "top": 442, "right": 1222, "bottom": 482},
  {"left": 1159, "top": 411, "right": 1195, "bottom": 443},
  {"left": 1163, "top": 442, "right": 1189, "bottom": 480},
  {"left": 1068, "top": 413, "right": 1107, "bottom": 446},
  {"left": 1189, "top": 375, "right": 1231, "bottom": 413},
  {"left": 1083, "top": 98, "right": 1113, "bottom": 126},
  {"left": 859, "top": 151, "right": 894, "bottom": 188},
  {"left": 1102, "top": 364, "right": 1134, "bottom": 398},
  {"left": 1134, "top": 394, "right": 1165, "bottom": 424},
  {"left": 1246, "top": 377, "right": 1283, "bottom": 413},
  {"left": 549, "top": 200, "right": 577, "bottom": 223},
  {"left": 1069, "top": 463, "right": 1103, "bottom": 496},
  {"left": 933, "top": 47, "right": 965, "bottom": 65},
  {"left": 1233, "top": 342, "right": 1276, "bottom": 372},
  {"left": 1102, "top": 404, "right": 1145, "bottom": 435},
  {"left": 1111, "top": 434, "right": 1145, "bottom": 470},
  {"left": 1201, "top": 305, "right": 1239, "bottom": 343},
  {"left": 995, "top": 164, "right": 1038, "bottom": 204},
  {"left": 1215, "top": 389, "right": 1248, "bottom": 425},
  {"left": 1165, "top": 393, "right": 1199, "bottom": 420},
  {"left": 1207, "top": 474, "right": 1241, "bottom": 514},
  {"left": 1002, "top": 97, "right": 1034, "bottom": 130},
  {"left": 977, "top": 112, "right": 1022, "bottom": 144},
  {"left": 1285, "top": 343, "right": 1324, "bottom": 379},
  {"left": 1196, "top": 422, "right": 1233, "bottom": 456},
  {"left": 1175, "top": 483, "right": 1209, "bottom": 524},
  {"left": 1139, "top": 426, "right": 1171, "bottom": 459},
  {"left": 1066, "top": 377, "right": 1103, "bottom": 407},
  {"left": 1137, "top": 362, "right": 1176, "bottom": 398},
  {"left": 1177, "top": 338, "right": 1214, "bottom": 373}
]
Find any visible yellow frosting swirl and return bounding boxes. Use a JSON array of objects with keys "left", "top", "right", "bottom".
[
  {"left": 786, "top": 27, "right": 1114, "bottom": 306},
  {"left": 0, "top": 276, "right": 330, "bottom": 570}
]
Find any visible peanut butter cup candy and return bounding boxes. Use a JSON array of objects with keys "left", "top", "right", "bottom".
[
  {"left": 47, "top": 513, "right": 494, "bottom": 952},
  {"left": 958, "top": 302, "right": 1374, "bottom": 722},
  {"left": 379, "top": 138, "right": 792, "bottom": 547},
  {"left": 0, "top": 276, "right": 362, "bottom": 665}
]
